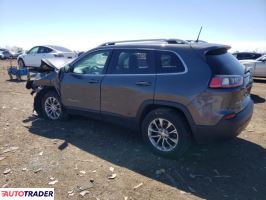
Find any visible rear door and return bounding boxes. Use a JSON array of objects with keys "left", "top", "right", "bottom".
[
  {"left": 60, "top": 49, "right": 112, "bottom": 113},
  {"left": 101, "top": 49, "right": 155, "bottom": 119}
]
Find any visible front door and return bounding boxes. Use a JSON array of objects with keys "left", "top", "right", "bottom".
[
  {"left": 60, "top": 50, "right": 112, "bottom": 112},
  {"left": 24, "top": 46, "right": 39, "bottom": 67}
]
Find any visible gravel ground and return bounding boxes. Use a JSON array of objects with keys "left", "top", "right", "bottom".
[{"left": 0, "top": 59, "right": 265, "bottom": 200}]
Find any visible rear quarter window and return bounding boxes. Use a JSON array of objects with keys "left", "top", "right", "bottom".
[{"left": 156, "top": 51, "right": 185, "bottom": 73}]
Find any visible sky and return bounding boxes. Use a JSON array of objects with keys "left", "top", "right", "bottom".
[{"left": 0, "top": 0, "right": 266, "bottom": 52}]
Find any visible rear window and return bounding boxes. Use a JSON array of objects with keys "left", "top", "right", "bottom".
[
  {"left": 206, "top": 52, "right": 245, "bottom": 75},
  {"left": 50, "top": 46, "right": 72, "bottom": 52},
  {"left": 156, "top": 51, "right": 185, "bottom": 73}
]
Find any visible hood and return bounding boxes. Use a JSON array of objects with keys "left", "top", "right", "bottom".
[{"left": 41, "top": 57, "right": 74, "bottom": 70}]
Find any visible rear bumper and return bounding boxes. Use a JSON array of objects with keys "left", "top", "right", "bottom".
[{"left": 192, "top": 100, "right": 254, "bottom": 143}]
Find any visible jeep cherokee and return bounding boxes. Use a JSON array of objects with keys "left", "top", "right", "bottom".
[{"left": 26, "top": 39, "right": 254, "bottom": 158}]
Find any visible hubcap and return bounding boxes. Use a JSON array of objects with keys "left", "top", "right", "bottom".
[
  {"left": 44, "top": 97, "right": 62, "bottom": 120},
  {"left": 148, "top": 118, "right": 179, "bottom": 152}
]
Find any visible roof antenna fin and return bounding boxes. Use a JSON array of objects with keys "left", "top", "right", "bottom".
[{"left": 195, "top": 26, "right": 203, "bottom": 42}]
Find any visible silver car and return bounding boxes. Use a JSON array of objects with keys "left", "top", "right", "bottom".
[{"left": 240, "top": 55, "right": 266, "bottom": 77}]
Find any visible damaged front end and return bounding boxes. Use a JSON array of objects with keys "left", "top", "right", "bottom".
[
  {"left": 26, "top": 57, "right": 73, "bottom": 93},
  {"left": 26, "top": 58, "right": 73, "bottom": 115}
]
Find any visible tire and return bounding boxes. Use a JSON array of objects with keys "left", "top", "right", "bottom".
[
  {"left": 41, "top": 90, "right": 67, "bottom": 120},
  {"left": 18, "top": 59, "right": 25, "bottom": 68},
  {"left": 141, "top": 108, "right": 191, "bottom": 158}
]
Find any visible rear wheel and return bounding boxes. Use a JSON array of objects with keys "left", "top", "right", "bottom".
[
  {"left": 141, "top": 108, "right": 191, "bottom": 158},
  {"left": 41, "top": 91, "right": 66, "bottom": 120}
]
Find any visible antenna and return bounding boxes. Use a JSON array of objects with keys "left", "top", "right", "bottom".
[{"left": 195, "top": 26, "right": 203, "bottom": 42}]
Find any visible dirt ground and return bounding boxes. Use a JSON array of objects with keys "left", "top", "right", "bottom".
[{"left": 0, "top": 59, "right": 265, "bottom": 200}]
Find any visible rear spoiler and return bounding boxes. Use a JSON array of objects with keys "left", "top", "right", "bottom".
[{"left": 190, "top": 43, "right": 231, "bottom": 58}]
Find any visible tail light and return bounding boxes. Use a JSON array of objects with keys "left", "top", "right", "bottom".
[
  {"left": 54, "top": 53, "right": 64, "bottom": 58},
  {"left": 209, "top": 75, "right": 243, "bottom": 88}
]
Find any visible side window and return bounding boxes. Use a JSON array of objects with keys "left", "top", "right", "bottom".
[
  {"left": 44, "top": 47, "right": 53, "bottom": 53},
  {"left": 156, "top": 51, "right": 185, "bottom": 73},
  {"left": 109, "top": 50, "right": 153, "bottom": 74},
  {"left": 28, "top": 47, "right": 39, "bottom": 54},
  {"left": 38, "top": 47, "right": 53, "bottom": 53},
  {"left": 72, "top": 50, "right": 110, "bottom": 75}
]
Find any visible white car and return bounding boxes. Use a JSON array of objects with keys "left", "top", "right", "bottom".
[
  {"left": 17, "top": 45, "right": 77, "bottom": 68},
  {"left": 240, "top": 55, "right": 266, "bottom": 77}
]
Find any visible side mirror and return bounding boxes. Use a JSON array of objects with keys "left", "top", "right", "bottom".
[{"left": 63, "top": 65, "right": 71, "bottom": 73}]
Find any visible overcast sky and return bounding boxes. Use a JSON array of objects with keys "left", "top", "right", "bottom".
[{"left": 0, "top": 0, "right": 265, "bottom": 52}]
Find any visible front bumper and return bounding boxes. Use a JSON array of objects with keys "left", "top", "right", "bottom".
[{"left": 192, "top": 100, "right": 254, "bottom": 143}]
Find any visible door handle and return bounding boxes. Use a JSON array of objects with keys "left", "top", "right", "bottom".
[
  {"left": 136, "top": 81, "right": 152, "bottom": 86},
  {"left": 88, "top": 79, "right": 99, "bottom": 84}
]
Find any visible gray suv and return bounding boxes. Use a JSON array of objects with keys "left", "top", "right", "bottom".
[{"left": 27, "top": 39, "right": 254, "bottom": 158}]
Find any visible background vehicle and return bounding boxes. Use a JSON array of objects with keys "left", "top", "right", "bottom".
[
  {"left": 27, "top": 39, "right": 254, "bottom": 158},
  {"left": 232, "top": 52, "right": 262, "bottom": 60},
  {"left": 17, "top": 45, "right": 77, "bottom": 68},
  {"left": 240, "top": 55, "right": 266, "bottom": 77},
  {"left": 10, "top": 51, "right": 23, "bottom": 59},
  {"left": 0, "top": 49, "right": 12, "bottom": 59}
]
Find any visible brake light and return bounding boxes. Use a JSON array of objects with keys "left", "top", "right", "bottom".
[{"left": 209, "top": 75, "right": 243, "bottom": 88}]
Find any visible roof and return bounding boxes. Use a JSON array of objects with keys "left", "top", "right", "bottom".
[{"left": 96, "top": 39, "right": 231, "bottom": 55}]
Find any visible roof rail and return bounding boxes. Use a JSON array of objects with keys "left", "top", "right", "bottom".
[{"left": 100, "top": 39, "right": 188, "bottom": 46}]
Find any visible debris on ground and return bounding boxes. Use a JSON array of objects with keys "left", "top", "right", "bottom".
[
  {"left": 48, "top": 180, "right": 58, "bottom": 185},
  {"left": 0, "top": 156, "right": 6, "bottom": 161},
  {"left": 133, "top": 182, "right": 143, "bottom": 190},
  {"left": 2, "top": 146, "right": 19, "bottom": 153},
  {"left": 68, "top": 190, "right": 74, "bottom": 196},
  {"left": 3, "top": 168, "right": 11, "bottom": 175},
  {"left": 79, "top": 170, "right": 86, "bottom": 175},
  {"left": 34, "top": 168, "right": 42, "bottom": 173},
  {"left": 2, "top": 183, "right": 9, "bottom": 188},
  {"left": 109, "top": 167, "right": 114, "bottom": 172},
  {"left": 79, "top": 190, "right": 90, "bottom": 197},
  {"left": 108, "top": 173, "right": 117, "bottom": 179}
]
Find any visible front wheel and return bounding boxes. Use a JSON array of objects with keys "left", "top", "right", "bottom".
[
  {"left": 41, "top": 91, "right": 66, "bottom": 120},
  {"left": 141, "top": 108, "right": 192, "bottom": 158},
  {"left": 18, "top": 59, "right": 25, "bottom": 68}
]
